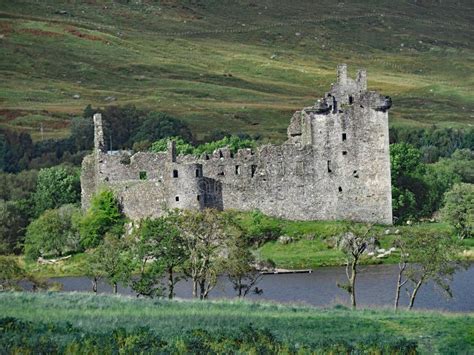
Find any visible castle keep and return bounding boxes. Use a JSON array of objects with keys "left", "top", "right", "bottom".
[{"left": 81, "top": 65, "right": 393, "bottom": 224}]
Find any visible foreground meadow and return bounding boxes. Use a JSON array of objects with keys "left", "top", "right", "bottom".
[{"left": 0, "top": 292, "right": 473, "bottom": 353}]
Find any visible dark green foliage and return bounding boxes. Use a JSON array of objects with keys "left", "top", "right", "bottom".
[
  {"left": 0, "top": 200, "right": 31, "bottom": 254},
  {"left": 101, "top": 105, "right": 146, "bottom": 150},
  {"left": 0, "top": 317, "right": 418, "bottom": 354},
  {"left": 69, "top": 116, "right": 94, "bottom": 151},
  {"left": 441, "top": 183, "right": 473, "bottom": 239},
  {"left": 32, "top": 166, "right": 80, "bottom": 217},
  {"left": 0, "top": 129, "right": 33, "bottom": 173},
  {"left": 80, "top": 190, "right": 125, "bottom": 248},
  {"left": 132, "top": 112, "right": 193, "bottom": 145},
  {"left": 390, "top": 143, "right": 465, "bottom": 223},
  {"left": 390, "top": 126, "right": 473, "bottom": 162}
]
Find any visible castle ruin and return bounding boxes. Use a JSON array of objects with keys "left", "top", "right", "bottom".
[{"left": 81, "top": 64, "right": 393, "bottom": 224}]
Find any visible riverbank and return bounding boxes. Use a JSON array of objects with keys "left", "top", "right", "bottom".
[
  {"left": 0, "top": 292, "right": 472, "bottom": 353},
  {"left": 13, "top": 220, "right": 473, "bottom": 278}
]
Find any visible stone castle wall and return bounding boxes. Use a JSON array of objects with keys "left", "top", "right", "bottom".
[{"left": 81, "top": 65, "right": 393, "bottom": 224}]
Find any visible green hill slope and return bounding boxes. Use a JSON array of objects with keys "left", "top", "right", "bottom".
[{"left": 0, "top": 0, "right": 473, "bottom": 141}]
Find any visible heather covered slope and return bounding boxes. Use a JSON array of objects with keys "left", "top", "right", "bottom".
[{"left": 0, "top": 0, "right": 473, "bottom": 141}]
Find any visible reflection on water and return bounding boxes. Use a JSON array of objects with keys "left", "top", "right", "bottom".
[{"left": 53, "top": 264, "right": 474, "bottom": 312}]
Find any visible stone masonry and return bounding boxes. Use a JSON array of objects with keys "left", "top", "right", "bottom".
[{"left": 81, "top": 65, "right": 393, "bottom": 224}]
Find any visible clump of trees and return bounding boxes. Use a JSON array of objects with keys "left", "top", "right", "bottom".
[{"left": 390, "top": 143, "right": 472, "bottom": 224}]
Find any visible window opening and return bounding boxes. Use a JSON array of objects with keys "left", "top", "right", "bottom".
[
  {"left": 217, "top": 166, "right": 225, "bottom": 176},
  {"left": 342, "top": 133, "right": 347, "bottom": 141},
  {"left": 173, "top": 169, "right": 178, "bottom": 178},
  {"left": 251, "top": 165, "right": 257, "bottom": 178},
  {"left": 349, "top": 95, "right": 354, "bottom": 104},
  {"left": 235, "top": 165, "right": 240, "bottom": 175},
  {"left": 175, "top": 196, "right": 179, "bottom": 201},
  {"left": 196, "top": 168, "right": 201, "bottom": 177},
  {"left": 327, "top": 160, "right": 332, "bottom": 173},
  {"left": 342, "top": 151, "right": 347, "bottom": 156},
  {"left": 139, "top": 171, "right": 147, "bottom": 180},
  {"left": 197, "top": 195, "right": 200, "bottom": 201},
  {"left": 338, "top": 186, "right": 342, "bottom": 192},
  {"left": 353, "top": 170, "right": 359, "bottom": 178}
]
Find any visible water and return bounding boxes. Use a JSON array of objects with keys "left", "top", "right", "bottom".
[{"left": 52, "top": 264, "right": 474, "bottom": 312}]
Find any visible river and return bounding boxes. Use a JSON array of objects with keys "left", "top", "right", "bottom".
[{"left": 52, "top": 264, "right": 474, "bottom": 312}]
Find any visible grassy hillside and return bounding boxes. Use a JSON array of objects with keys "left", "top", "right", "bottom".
[
  {"left": 0, "top": 0, "right": 473, "bottom": 141},
  {"left": 0, "top": 292, "right": 473, "bottom": 353}
]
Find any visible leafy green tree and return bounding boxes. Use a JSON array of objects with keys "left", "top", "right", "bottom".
[
  {"left": 87, "top": 234, "right": 131, "bottom": 294},
  {"left": 131, "top": 212, "right": 188, "bottom": 299},
  {"left": 441, "top": 183, "right": 473, "bottom": 239},
  {"left": 390, "top": 143, "right": 427, "bottom": 222},
  {"left": 24, "top": 204, "right": 81, "bottom": 260},
  {"left": 0, "top": 200, "right": 31, "bottom": 254},
  {"left": 33, "top": 166, "right": 80, "bottom": 216},
  {"left": 178, "top": 209, "right": 230, "bottom": 299},
  {"left": 102, "top": 105, "right": 145, "bottom": 150},
  {"left": 192, "top": 135, "right": 255, "bottom": 156},
  {"left": 224, "top": 234, "right": 262, "bottom": 298},
  {"left": 150, "top": 136, "right": 194, "bottom": 155},
  {"left": 80, "top": 189, "right": 125, "bottom": 248},
  {"left": 132, "top": 112, "right": 193, "bottom": 144},
  {"left": 393, "top": 230, "right": 463, "bottom": 310}
]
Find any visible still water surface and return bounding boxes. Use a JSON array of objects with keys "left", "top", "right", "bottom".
[{"left": 53, "top": 264, "right": 474, "bottom": 312}]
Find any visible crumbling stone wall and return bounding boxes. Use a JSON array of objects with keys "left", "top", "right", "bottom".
[{"left": 81, "top": 65, "right": 392, "bottom": 224}]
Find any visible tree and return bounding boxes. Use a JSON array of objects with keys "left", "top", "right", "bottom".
[
  {"left": 224, "top": 234, "right": 262, "bottom": 298},
  {"left": 0, "top": 256, "right": 24, "bottom": 291},
  {"left": 336, "top": 225, "right": 376, "bottom": 309},
  {"left": 33, "top": 166, "right": 80, "bottom": 216},
  {"left": 441, "top": 183, "right": 473, "bottom": 239},
  {"left": 0, "top": 200, "right": 30, "bottom": 255},
  {"left": 178, "top": 209, "right": 229, "bottom": 300},
  {"left": 131, "top": 112, "right": 193, "bottom": 145},
  {"left": 390, "top": 143, "right": 426, "bottom": 223},
  {"left": 88, "top": 234, "right": 130, "bottom": 294},
  {"left": 80, "top": 189, "right": 125, "bottom": 248},
  {"left": 130, "top": 212, "right": 188, "bottom": 298},
  {"left": 24, "top": 204, "right": 81, "bottom": 260},
  {"left": 393, "top": 230, "right": 463, "bottom": 310}
]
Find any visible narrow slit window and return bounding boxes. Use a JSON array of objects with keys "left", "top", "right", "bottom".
[
  {"left": 342, "top": 133, "right": 347, "bottom": 141},
  {"left": 197, "top": 195, "right": 200, "bottom": 201},
  {"left": 251, "top": 165, "right": 257, "bottom": 178},
  {"left": 173, "top": 169, "right": 178, "bottom": 178},
  {"left": 349, "top": 95, "right": 354, "bottom": 104},
  {"left": 196, "top": 168, "right": 201, "bottom": 178},
  {"left": 139, "top": 171, "right": 147, "bottom": 180},
  {"left": 327, "top": 160, "right": 332, "bottom": 173},
  {"left": 235, "top": 165, "right": 240, "bottom": 175},
  {"left": 175, "top": 196, "right": 179, "bottom": 201}
]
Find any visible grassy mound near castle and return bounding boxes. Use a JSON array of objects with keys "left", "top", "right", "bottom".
[
  {"left": 0, "top": 292, "right": 473, "bottom": 353},
  {"left": 1, "top": 0, "right": 473, "bottom": 141}
]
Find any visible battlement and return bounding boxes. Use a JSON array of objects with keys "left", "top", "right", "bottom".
[{"left": 81, "top": 65, "right": 393, "bottom": 224}]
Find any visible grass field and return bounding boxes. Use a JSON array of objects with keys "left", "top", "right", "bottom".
[
  {"left": 0, "top": 292, "right": 472, "bottom": 353},
  {"left": 0, "top": 0, "right": 473, "bottom": 141}
]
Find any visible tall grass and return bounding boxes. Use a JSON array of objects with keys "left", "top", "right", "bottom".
[{"left": 0, "top": 292, "right": 472, "bottom": 353}]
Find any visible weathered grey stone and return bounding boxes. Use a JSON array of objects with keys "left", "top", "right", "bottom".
[{"left": 81, "top": 65, "right": 393, "bottom": 224}]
